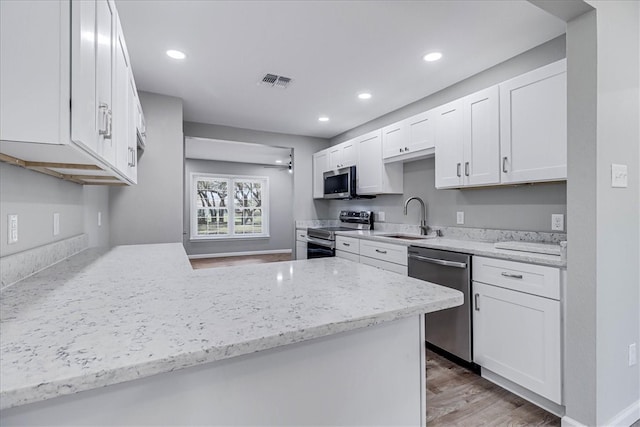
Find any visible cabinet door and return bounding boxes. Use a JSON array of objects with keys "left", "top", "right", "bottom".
[
  {"left": 1, "top": 0, "right": 69, "bottom": 145},
  {"left": 114, "top": 20, "right": 130, "bottom": 177},
  {"left": 296, "top": 241, "right": 307, "bottom": 260},
  {"left": 71, "top": 0, "right": 99, "bottom": 153},
  {"left": 328, "top": 146, "right": 342, "bottom": 170},
  {"left": 312, "top": 150, "right": 328, "bottom": 199},
  {"left": 434, "top": 100, "right": 464, "bottom": 189},
  {"left": 473, "top": 282, "right": 561, "bottom": 403},
  {"left": 500, "top": 59, "right": 567, "bottom": 184},
  {"left": 341, "top": 141, "right": 357, "bottom": 167},
  {"left": 356, "top": 130, "right": 383, "bottom": 195},
  {"left": 406, "top": 110, "right": 434, "bottom": 152},
  {"left": 382, "top": 121, "right": 406, "bottom": 159},
  {"left": 463, "top": 86, "right": 500, "bottom": 186},
  {"left": 95, "top": 0, "right": 116, "bottom": 166}
]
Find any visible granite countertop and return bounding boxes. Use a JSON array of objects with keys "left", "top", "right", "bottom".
[
  {"left": 0, "top": 243, "right": 462, "bottom": 410},
  {"left": 336, "top": 230, "right": 566, "bottom": 268}
]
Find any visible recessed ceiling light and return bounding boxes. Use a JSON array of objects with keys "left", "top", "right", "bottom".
[
  {"left": 358, "top": 92, "right": 372, "bottom": 100},
  {"left": 423, "top": 52, "right": 442, "bottom": 62},
  {"left": 318, "top": 116, "right": 330, "bottom": 122},
  {"left": 166, "top": 49, "right": 186, "bottom": 60},
  {"left": 275, "top": 160, "right": 283, "bottom": 164}
]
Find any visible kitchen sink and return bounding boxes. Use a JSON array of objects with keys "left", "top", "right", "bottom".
[{"left": 381, "top": 234, "right": 432, "bottom": 240}]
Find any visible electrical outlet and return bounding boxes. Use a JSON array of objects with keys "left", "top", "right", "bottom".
[
  {"left": 376, "top": 211, "right": 385, "bottom": 222},
  {"left": 630, "top": 343, "right": 637, "bottom": 366},
  {"left": 98, "top": 211, "right": 102, "bottom": 227},
  {"left": 8, "top": 214, "right": 18, "bottom": 244},
  {"left": 456, "top": 211, "right": 464, "bottom": 225},
  {"left": 551, "top": 214, "right": 564, "bottom": 231},
  {"left": 53, "top": 213, "right": 60, "bottom": 236}
]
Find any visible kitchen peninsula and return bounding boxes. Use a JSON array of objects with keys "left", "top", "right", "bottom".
[{"left": 0, "top": 243, "right": 462, "bottom": 426}]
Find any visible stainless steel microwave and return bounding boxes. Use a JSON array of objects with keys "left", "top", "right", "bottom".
[{"left": 323, "top": 166, "right": 356, "bottom": 199}]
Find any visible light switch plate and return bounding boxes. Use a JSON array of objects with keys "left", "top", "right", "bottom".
[
  {"left": 611, "top": 164, "right": 628, "bottom": 188},
  {"left": 376, "top": 211, "right": 385, "bottom": 222},
  {"left": 98, "top": 211, "right": 102, "bottom": 227},
  {"left": 456, "top": 211, "right": 464, "bottom": 225}
]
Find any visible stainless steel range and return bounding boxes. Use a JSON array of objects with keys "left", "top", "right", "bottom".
[{"left": 306, "top": 211, "right": 373, "bottom": 259}]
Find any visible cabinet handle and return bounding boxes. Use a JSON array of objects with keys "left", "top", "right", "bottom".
[
  {"left": 474, "top": 293, "right": 480, "bottom": 311},
  {"left": 501, "top": 272, "right": 523, "bottom": 279},
  {"left": 127, "top": 148, "right": 132, "bottom": 167},
  {"left": 342, "top": 242, "right": 350, "bottom": 246},
  {"left": 132, "top": 147, "right": 136, "bottom": 167},
  {"left": 300, "top": 234, "right": 306, "bottom": 238},
  {"left": 456, "top": 163, "right": 461, "bottom": 177},
  {"left": 375, "top": 249, "right": 387, "bottom": 254},
  {"left": 465, "top": 162, "right": 469, "bottom": 176},
  {"left": 98, "top": 103, "right": 112, "bottom": 139},
  {"left": 502, "top": 157, "right": 508, "bottom": 173}
]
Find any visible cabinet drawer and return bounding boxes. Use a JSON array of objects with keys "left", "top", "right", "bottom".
[
  {"left": 296, "top": 229, "right": 308, "bottom": 242},
  {"left": 360, "top": 255, "right": 408, "bottom": 275},
  {"left": 473, "top": 256, "right": 560, "bottom": 300},
  {"left": 336, "top": 235, "right": 360, "bottom": 255},
  {"left": 336, "top": 250, "right": 359, "bottom": 263},
  {"left": 359, "top": 240, "right": 407, "bottom": 266}
]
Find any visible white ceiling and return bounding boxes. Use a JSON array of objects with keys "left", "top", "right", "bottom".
[
  {"left": 185, "top": 137, "right": 292, "bottom": 166},
  {"left": 116, "top": 1, "right": 566, "bottom": 139}
]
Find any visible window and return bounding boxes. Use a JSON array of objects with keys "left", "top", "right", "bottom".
[{"left": 191, "top": 173, "right": 269, "bottom": 240}]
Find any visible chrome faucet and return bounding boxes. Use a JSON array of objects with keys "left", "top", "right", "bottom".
[{"left": 404, "top": 197, "right": 429, "bottom": 235}]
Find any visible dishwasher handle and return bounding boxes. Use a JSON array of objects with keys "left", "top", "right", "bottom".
[{"left": 408, "top": 253, "right": 467, "bottom": 269}]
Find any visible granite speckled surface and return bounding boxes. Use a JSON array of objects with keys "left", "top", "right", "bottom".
[
  {"left": 0, "top": 243, "right": 462, "bottom": 410},
  {"left": 0, "top": 234, "right": 88, "bottom": 289},
  {"left": 336, "top": 230, "right": 566, "bottom": 267}
]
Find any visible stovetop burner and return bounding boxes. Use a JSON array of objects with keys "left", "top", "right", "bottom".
[{"left": 306, "top": 211, "right": 373, "bottom": 241}]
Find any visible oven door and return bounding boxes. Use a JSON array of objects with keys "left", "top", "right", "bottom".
[{"left": 307, "top": 237, "right": 335, "bottom": 259}]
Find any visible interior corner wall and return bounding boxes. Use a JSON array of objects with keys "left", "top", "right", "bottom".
[
  {"left": 183, "top": 159, "right": 293, "bottom": 257},
  {"left": 564, "top": 1, "right": 640, "bottom": 425},
  {"left": 182, "top": 122, "right": 331, "bottom": 223},
  {"left": 109, "top": 92, "right": 184, "bottom": 246}
]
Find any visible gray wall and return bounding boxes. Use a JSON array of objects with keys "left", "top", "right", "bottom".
[
  {"left": 323, "top": 35, "right": 567, "bottom": 232},
  {"left": 184, "top": 159, "right": 293, "bottom": 256},
  {"left": 0, "top": 163, "right": 109, "bottom": 256},
  {"left": 326, "top": 157, "right": 567, "bottom": 231},
  {"left": 109, "top": 92, "right": 184, "bottom": 246},
  {"left": 567, "top": 1, "right": 639, "bottom": 425},
  {"left": 183, "top": 122, "right": 331, "bottom": 223}
]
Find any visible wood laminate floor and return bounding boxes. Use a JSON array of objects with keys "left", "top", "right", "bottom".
[
  {"left": 190, "top": 253, "right": 292, "bottom": 269},
  {"left": 427, "top": 349, "right": 561, "bottom": 426}
]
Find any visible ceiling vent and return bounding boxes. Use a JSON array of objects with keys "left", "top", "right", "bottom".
[{"left": 260, "top": 73, "right": 292, "bottom": 89}]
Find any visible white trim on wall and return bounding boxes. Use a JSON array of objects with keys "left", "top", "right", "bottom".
[{"left": 188, "top": 249, "right": 292, "bottom": 259}]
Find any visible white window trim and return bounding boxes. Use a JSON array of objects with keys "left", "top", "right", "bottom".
[{"left": 190, "top": 172, "right": 270, "bottom": 241}]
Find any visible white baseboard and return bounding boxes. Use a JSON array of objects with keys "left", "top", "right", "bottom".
[
  {"left": 562, "top": 399, "right": 640, "bottom": 427},
  {"left": 603, "top": 399, "right": 640, "bottom": 427},
  {"left": 561, "top": 416, "right": 586, "bottom": 427},
  {"left": 188, "top": 249, "right": 292, "bottom": 259}
]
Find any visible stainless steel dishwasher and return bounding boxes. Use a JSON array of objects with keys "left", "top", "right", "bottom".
[{"left": 408, "top": 246, "right": 473, "bottom": 364}]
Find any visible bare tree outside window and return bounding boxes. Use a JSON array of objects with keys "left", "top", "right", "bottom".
[{"left": 192, "top": 174, "right": 268, "bottom": 239}]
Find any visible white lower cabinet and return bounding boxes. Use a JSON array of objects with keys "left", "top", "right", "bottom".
[
  {"left": 335, "top": 235, "right": 407, "bottom": 275},
  {"left": 295, "top": 229, "right": 307, "bottom": 260},
  {"left": 472, "top": 256, "right": 562, "bottom": 405}
]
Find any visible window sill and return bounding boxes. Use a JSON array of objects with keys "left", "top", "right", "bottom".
[{"left": 189, "top": 235, "right": 270, "bottom": 242}]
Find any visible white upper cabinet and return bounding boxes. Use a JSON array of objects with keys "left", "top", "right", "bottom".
[
  {"left": 356, "top": 130, "right": 403, "bottom": 195},
  {"left": 328, "top": 139, "right": 356, "bottom": 170},
  {"left": 312, "top": 150, "right": 329, "bottom": 199},
  {"left": 462, "top": 86, "right": 500, "bottom": 186},
  {"left": 382, "top": 110, "right": 435, "bottom": 162},
  {"left": 0, "top": 0, "right": 142, "bottom": 186},
  {"left": 434, "top": 99, "right": 464, "bottom": 189},
  {"left": 0, "top": 0, "right": 70, "bottom": 145},
  {"left": 499, "top": 59, "right": 567, "bottom": 184}
]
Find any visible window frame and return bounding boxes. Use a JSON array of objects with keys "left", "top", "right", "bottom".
[{"left": 190, "top": 172, "right": 270, "bottom": 241}]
